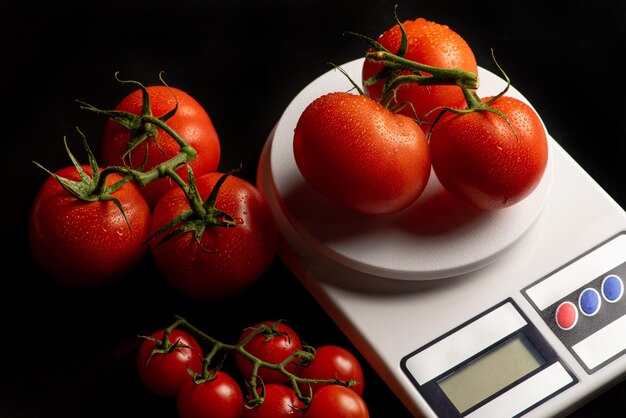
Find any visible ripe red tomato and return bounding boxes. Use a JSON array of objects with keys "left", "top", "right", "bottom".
[
  {"left": 177, "top": 370, "right": 244, "bottom": 418},
  {"left": 362, "top": 17, "right": 477, "bottom": 129},
  {"left": 136, "top": 328, "right": 204, "bottom": 397},
  {"left": 236, "top": 321, "right": 302, "bottom": 385},
  {"left": 149, "top": 172, "right": 278, "bottom": 299},
  {"left": 305, "top": 385, "right": 369, "bottom": 418},
  {"left": 100, "top": 85, "right": 221, "bottom": 207},
  {"left": 242, "top": 383, "right": 305, "bottom": 418},
  {"left": 296, "top": 345, "right": 364, "bottom": 396},
  {"left": 293, "top": 91, "right": 431, "bottom": 215},
  {"left": 429, "top": 96, "right": 549, "bottom": 210},
  {"left": 28, "top": 164, "right": 151, "bottom": 287}
]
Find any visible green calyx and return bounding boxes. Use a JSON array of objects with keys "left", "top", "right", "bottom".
[
  {"left": 426, "top": 49, "right": 519, "bottom": 141},
  {"left": 33, "top": 128, "right": 133, "bottom": 229},
  {"left": 144, "top": 167, "right": 238, "bottom": 251},
  {"left": 77, "top": 71, "right": 183, "bottom": 164}
]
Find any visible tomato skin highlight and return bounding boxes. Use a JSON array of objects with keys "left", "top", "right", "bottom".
[
  {"left": 149, "top": 172, "right": 278, "bottom": 299},
  {"left": 362, "top": 17, "right": 477, "bottom": 128},
  {"left": 305, "top": 385, "right": 369, "bottom": 418},
  {"left": 100, "top": 85, "right": 221, "bottom": 207},
  {"left": 296, "top": 345, "right": 364, "bottom": 396},
  {"left": 177, "top": 371, "right": 244, "bottom": 418},
  {"left": 242, "top": 383, "right": 305, "bottom": 418},
  {"left": 236, "top": 321, "right": 303, "bottom": 385},
  {"left": 136, "top": 328, "right": 204, "bottom": 397},
  {"left": 293, "top": 91, "right": 431, "bottom": 215},
  {"left": 429, "top": 96, "right": 549, "bottom": 210},
  {"left": 28, "top": 165, "right": 151, "bottom": 287}
]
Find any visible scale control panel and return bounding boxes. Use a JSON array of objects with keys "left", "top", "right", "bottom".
[
  {"left": 524, "top": 232, "right": 626, "bottom": 374},
  {"left": 400, "top": 232, "right": 626, "bottom": 417}
]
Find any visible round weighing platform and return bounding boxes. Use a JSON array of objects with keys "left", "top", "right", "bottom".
[{"left": 258, "top": 58, "right": 553, "bottom": 281}]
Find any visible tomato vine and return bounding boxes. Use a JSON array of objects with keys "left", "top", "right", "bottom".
[
  {"left": 148, "top": 317, "right": 360, "bottom": 406},
  {"left": 349, "top": 8, "right": 520, "bottom": 134},
  {"left": 33, "top": 73, "right": 237, "bottom": 238}
]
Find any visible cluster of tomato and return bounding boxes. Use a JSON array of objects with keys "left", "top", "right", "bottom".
[
  {"left": 28, "top": 83, "right": 278, "bottom": 299},
  {"left": 27, "top": 50, "right": 370, "bottom": 418},
  {"left": 137, "top": 319, "right": 368, "bottom": 418},
  {"left": 294, "top": 17, "right": 549, "bottom": 215}
]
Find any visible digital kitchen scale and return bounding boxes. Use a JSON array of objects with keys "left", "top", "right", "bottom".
[{"left": 256, "top": 58, "right": 626, "bottom": 417}]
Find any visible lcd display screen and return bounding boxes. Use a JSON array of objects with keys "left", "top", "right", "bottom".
[{"left": 437, "top": 334, "right": 544, "bottom": 413}]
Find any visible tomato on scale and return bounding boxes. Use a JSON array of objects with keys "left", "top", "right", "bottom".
[
  {"left": 293, "top": 13, "right": 482, "bottom": 216},
  {"left": 361, "top": 16, "right": 478, "bottom": 130},
  {"left": 293, "top": 91, "right": 431, "bottom": 216},
  {"left": 349, "top": 11, "right": 546, "bottom": 212},
  {"left": 429, "top": 93, "right": 549, "bottom": 210}
]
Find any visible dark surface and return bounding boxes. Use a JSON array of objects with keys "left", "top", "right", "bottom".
[{"left": 2, "top": 1, "right": 625, "bottom": 417}]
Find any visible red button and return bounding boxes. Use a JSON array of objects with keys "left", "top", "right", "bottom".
[{"left": 556, "top": 301, "right": 578, "bottom": 330}]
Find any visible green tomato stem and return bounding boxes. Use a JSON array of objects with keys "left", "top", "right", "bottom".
[
  {"left": 366, "top": 50, "right": 479, "bottom": 112},
  {"left": 461, "top": 87, "right": 485, "bottom": 110},
  {"left": 91, "top": 141, "right": 207, "bottom": 215},
  {"left": 75, "top": 85, "right": 205, "bottom": 218},
  {"left": 142, "top": 115, "right": 198, "bottom": 155},
  {"left": 367, "top": 50, "right": 479, "bottom": 88}
]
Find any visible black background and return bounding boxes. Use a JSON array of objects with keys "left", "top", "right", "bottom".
[{"left": 2, "top": 1, "right": 625, "bottom": 417}]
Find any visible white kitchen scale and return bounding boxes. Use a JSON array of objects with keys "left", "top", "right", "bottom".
[{"left": 256, "top": 58, "right": 626, "bottom": 417}]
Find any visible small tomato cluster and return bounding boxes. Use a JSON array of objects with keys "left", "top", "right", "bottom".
[{"left": 136, "top": 318, "right": 368, "bottom": 418}]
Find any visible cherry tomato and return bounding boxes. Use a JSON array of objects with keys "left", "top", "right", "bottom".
[
  {"left": 177, "top": 370, "right": 244, "bottom": 418},
  {"left": 305, "top": 385, "right": 369, "bottom": 418},
  {"left": 100, "top": 85, "right": 221, "bottom": 207},
  {"left": 429, "top": 95, "right": 549, "bottom": 210},
  {"left": 296, "top": 345, "right": 364, "bottom": 396},
  {"left": 236, "top": 321, "right": 302, "bottom": 385},
  {"left": 149, "top": 172, "right": 277, "bottom": 299},
  {"left": 136, "top": 328, "right": 204, "bottom": 397},
  {"left": 242, "top": 383, "right": 305, "bottom": 418},
  {"left": 28, "top": 164, "right": 151, "bottom": 287},
  {"left": 293, "top": 91, "right": 431, "bottom": 215},
  {"left": 362, "top": 17, "right": 477, "bottom": 129}
]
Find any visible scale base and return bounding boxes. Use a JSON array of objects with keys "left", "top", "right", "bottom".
[{"left": 256, "top": 59, "right": 626, "bottom": 417}]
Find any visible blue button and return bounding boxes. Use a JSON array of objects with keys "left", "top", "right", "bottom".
[
  {"left": 579, "top": 288, "right": 601, "bottom": 316},
  {"left": 602, "top": 275, "right": 624, "bottom": 303}
]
